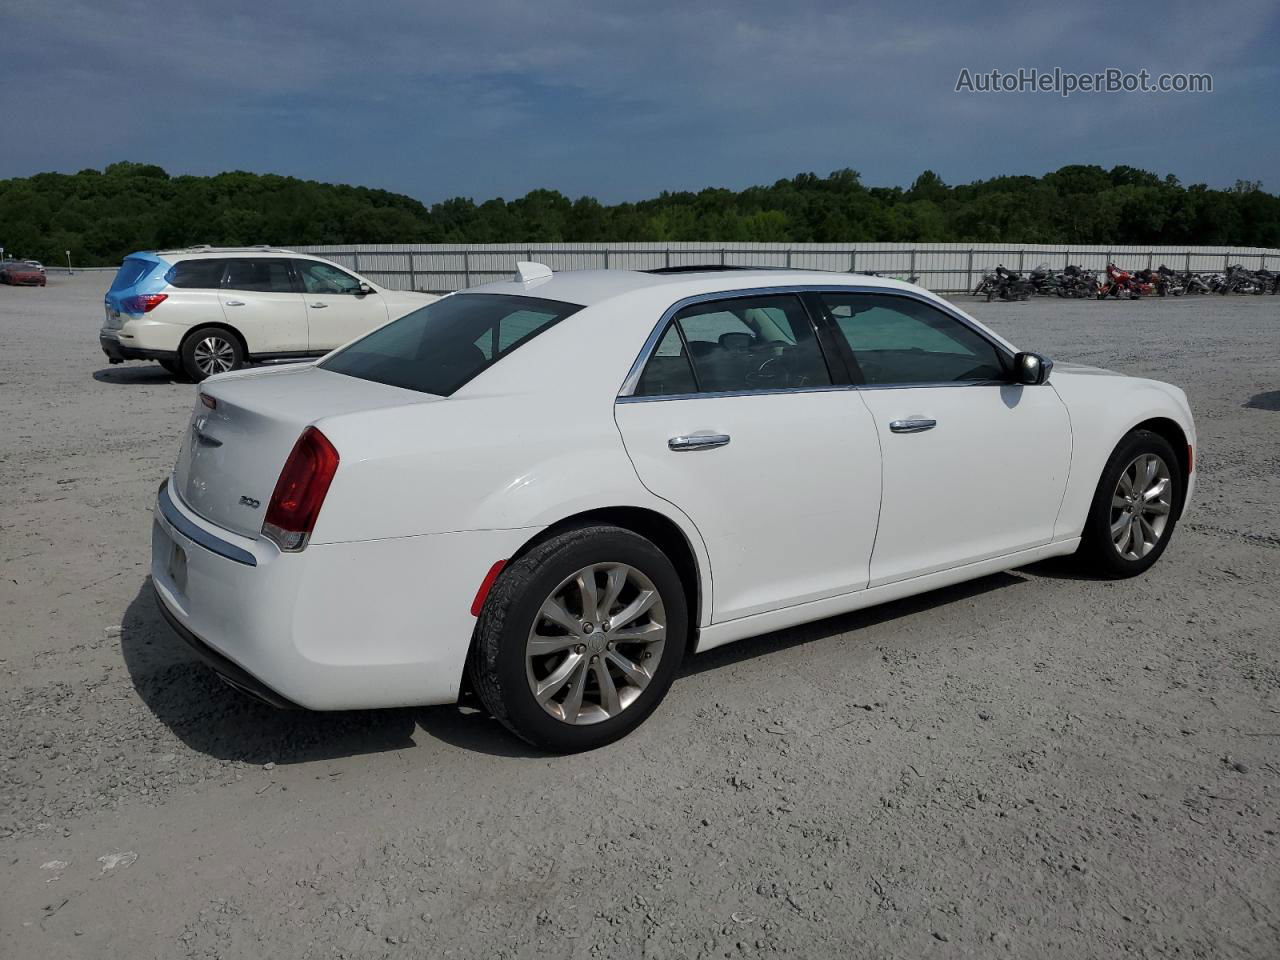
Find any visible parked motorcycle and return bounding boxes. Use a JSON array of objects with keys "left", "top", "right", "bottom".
[
  {"left": 1098, "top": 263, "right": 1143, "bottom": 299},
  {"left": 1027, "top": 263, "right": 1061, "bottom": 296},
  {"left": 1057, "top": 264, "right": 1099, "bottom": 298},
  {"left": 984, "top": 265, "right": 1033, "bottom": 301}
]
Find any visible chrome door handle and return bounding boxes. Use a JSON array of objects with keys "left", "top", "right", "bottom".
[
  {"left": 668, "top": 434, "right": 731, "bottom": 451},
  {"left": 224, "top": 300, "right": 245, "bottom": 307},
  {"left": 889, "top": 418, "right": 937, "bottom": 434},
  {"left": 309, "top": 302, "right": 329, "bottom": 308}
]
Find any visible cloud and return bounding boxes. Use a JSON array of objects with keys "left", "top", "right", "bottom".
[{"left": 1, "top": 0, "right": 1276, "bottom": 200}]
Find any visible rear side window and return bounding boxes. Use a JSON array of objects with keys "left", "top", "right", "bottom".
[
  {"left": 634, "top": 294, "right": 831, "bottom": 396},
  {"left": 634, "top": 326, "right": 698, "bottom": 397},
  {"left": 165, "top": 258, "right": 227, "bottom": 289},
  {"left": 223, "top": 258, "right": 295, "bottom": 293},
  {"left": 320, "top": 293, "right": 582, "bottom": 396},
  {"left": 109, "top": 258, "right": 157, "bottom": 291}
]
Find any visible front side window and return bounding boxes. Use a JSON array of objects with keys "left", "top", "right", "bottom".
[
  {"left": 320, "top": 293, "right": 582, "bottom": 396},
  {"left": 166, "top": 258, "right": 227, "bottom": 289},
  {"left": 818, "top": 292, "right": 1006, "bottom": 386},
  {"left": 296, "top": 260, "right": 362, "bottom": 295},
  {"left": 634, "top": 294, "right": 831, "bottom": 396},
  {"left": 222, "top": 258, "right": 295, "bottom": 294}
]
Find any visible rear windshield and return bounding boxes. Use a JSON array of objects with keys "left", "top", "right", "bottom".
[
  {"left": 109, "top": 257, "right": 157, "bottom": 291},
  {"left": 320, "top": 293, "right": 582, "bottom": 396}
]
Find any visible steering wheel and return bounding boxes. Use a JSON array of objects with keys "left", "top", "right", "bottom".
[{"left": 744, "top": 353, "right": 790, "bottom": 388}]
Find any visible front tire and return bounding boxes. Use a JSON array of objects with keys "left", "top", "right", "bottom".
[
  {"left": 1078, "top": 430, "right": 1182, "bottom": 578},
  {"left": 181, "top": 327, "right": 244, "bottom": 382},
  {"left": 469, "top": 525, "right": 688, "bottom": 752}
]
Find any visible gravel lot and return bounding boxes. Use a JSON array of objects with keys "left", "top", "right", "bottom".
[{"left": 2, "top": 274, "right": 1277, "bottom": 959}]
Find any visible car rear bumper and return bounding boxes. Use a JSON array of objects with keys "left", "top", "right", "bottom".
[
  {"left": 150, "top": 479, "right": 538, "bottom": 710},
  {"left": 100, "top": 332, "right": 177, "bottom": 363}
]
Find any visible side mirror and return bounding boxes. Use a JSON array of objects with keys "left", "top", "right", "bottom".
[
  {"left": 356, "top": 282, "right": 374, "bottom": 296},
  {"left": 1013, "top": 351, "right": 1053, "bottom": 385}
]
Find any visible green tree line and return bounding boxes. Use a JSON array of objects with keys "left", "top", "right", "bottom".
[{"left": 2, "top": 161, "right": 1278, "bottom": 267}]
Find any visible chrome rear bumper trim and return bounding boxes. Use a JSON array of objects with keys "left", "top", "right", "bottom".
[{"left": 158, "top": 481, "right": 258, "bottom": 567}]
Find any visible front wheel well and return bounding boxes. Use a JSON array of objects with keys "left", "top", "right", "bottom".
[
  {"left": 1130, "top": 417, "right": 1190, "bottom": 517},
  {"left": 510, "top": 507, "right": 703, "bottom": 651}
]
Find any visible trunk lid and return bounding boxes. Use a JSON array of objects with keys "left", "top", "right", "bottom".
[{"left": 172, "top": 365, "right": 439, "bottom": 538}]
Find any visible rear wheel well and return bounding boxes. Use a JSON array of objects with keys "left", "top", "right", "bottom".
[
  {"left": 1131, "top": 417, "right": 1190, "bottom": 517},
  {"left": 179, "top": 323, "right": 249, "bottom": 359},
  {"left": 511, "top": 508, "right": 703, "bottom": 651}
]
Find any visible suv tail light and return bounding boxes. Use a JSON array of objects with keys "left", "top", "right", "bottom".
[
  {"left": 262, "top": 427, "right": 340, "bottom": 552},
  {"left": 121, "top": 293, "right": 168, "bottom": 313}
]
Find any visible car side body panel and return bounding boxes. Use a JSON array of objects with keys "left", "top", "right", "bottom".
[{"left": 1048, "top": 365, "right": 1197, "bottom": 540}]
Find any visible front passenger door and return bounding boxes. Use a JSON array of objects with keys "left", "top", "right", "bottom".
[
  {"left": 813, "top": 291, "right": 1071, "bottom": 586},
  {"left": 294, "top": 260, "right": 390, "bottom": 352}
]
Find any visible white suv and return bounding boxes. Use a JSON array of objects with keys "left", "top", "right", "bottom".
[{"left": 99, "top": 246, "right": 437, "bottom": 380}]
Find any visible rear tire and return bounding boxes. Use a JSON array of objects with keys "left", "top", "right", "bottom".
[
  {"left": 469, "top": 525, "right": 688, "bottom": 753},
  {"left": 1077, "top": 429, "right": 1182, "bottom": 579},
  {"left": 181, "top": 327, "right": 244, "bottom": 382}
]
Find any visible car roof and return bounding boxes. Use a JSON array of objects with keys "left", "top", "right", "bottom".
[{"left": 466, "top": 267, "right": 919, "bottom": 307}]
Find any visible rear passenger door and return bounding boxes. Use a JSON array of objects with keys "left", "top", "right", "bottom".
[
  {"left": 614, "top": 293, "right": 882, "bottom": 623},
  {"left": 294, "top": 260, "right": 390, "bottom": 352},
  {"left": 219, "top": 258, "right": 308, "bottom": 354}
]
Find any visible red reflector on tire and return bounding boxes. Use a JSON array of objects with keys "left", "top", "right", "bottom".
[{"left": 470, "top": 560, "right": 507, "bottom": 617}]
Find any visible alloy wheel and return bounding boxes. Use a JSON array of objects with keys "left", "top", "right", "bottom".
[
  {"left": 193, "top": 336, "right": 236, "bottom": 375},
  {"left": 525, "top": 563, "right": 667, "bottom": 725},
  {"left": 1110, "top": 453, "right": 1173, "bottom": 560}
]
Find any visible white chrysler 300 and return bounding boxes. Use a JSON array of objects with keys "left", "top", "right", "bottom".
[{"left": 151, "top": 263, "right": 1196, "bottom": 751}]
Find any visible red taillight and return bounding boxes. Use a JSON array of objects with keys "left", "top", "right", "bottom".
[
  {"left": 121, "top": 293, "right": 168, "bottom": 313},
  {"left": 262, "top": 427, "right": 340, "bottom": 552},
  {"left": 199, "top": 393, "right": 217, "bottom": 409}
]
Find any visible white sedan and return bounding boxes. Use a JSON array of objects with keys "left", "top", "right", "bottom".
[{"left": 151, "top": 263, "right": 1196, "bottom": 751}]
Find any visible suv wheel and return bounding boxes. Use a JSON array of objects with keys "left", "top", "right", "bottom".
[
  {"left": 182, "top": 327, "right": 244, "bottom": 381},
  {"left": 469, "top": 525, "right": 688, "bottom": 752}
]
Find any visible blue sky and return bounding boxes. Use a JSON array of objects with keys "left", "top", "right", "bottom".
[{"left": 2, "top": 0, "right": 1277, "bottom": 203}]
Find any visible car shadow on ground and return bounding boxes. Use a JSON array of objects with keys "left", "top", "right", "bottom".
[
  {"left": 93, "top": 365, "right": 185, "bottom": 385},
  {"left": 120, "top": 580, "right": 422, "bottom": 765},
  {"left": 1244, "top": 390, "right": 1280, "bottom": 411},
  {"left": 122, "top": 569, "right": 1041, "bottom": 763}
]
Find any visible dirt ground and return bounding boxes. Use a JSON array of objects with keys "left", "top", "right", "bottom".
[{"left": 2, "top": 274, "right": 1277, "bottom": 960}]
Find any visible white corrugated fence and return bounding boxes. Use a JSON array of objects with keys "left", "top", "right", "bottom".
[{"left": 291, "top": 242, "right": 1280, "bottom": 293}]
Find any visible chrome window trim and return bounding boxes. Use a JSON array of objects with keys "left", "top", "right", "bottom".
[
  {"left": 616, "top": 285, "right": 1016, "bottom": 400},
  {"left": 158, "top": 481, "right": 258, "bottom": 567}
]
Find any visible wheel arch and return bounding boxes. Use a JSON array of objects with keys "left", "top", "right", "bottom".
[
  {"left": 507, "top": 506, "right": 705, "bottom": 650},
  {"left": 179, "top": 322, "right": 250, "bottom": 359},
  {"left": 1128, "top": 416, "right": 1191, "bottom": 518}
]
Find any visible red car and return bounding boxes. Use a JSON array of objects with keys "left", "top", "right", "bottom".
[{"left": 0, "top": 261, "right": 47, "bottom": 286}]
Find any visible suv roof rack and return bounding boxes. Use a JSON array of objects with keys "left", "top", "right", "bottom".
[{"left": 155, "top": 244, "right": 296, "bottom": 255}]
